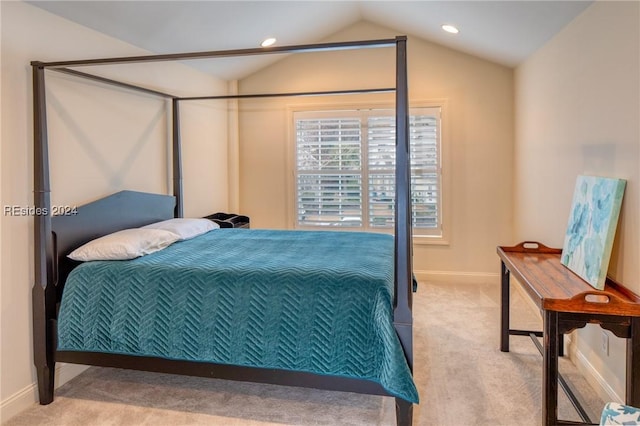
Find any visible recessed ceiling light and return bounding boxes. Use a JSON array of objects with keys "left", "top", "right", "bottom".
[
  {"left": 261, "top": 38, "right": 277, "bottom": 47},
  {"left": 441, "top": 25, "right": 459, "bottom": 34}
]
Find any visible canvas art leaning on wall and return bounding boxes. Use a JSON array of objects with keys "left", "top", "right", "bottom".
[{"left": 561, "top": 175, "right": 626, "bottom": 290}]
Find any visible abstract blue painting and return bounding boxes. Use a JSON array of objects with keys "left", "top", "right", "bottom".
[{"left": 561, "top": 175, "right": 626, "bottom": 289}]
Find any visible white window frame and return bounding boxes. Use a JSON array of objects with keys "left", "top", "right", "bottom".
[{"left": 287, "top": 101, "right": 449, "bottom": 245}]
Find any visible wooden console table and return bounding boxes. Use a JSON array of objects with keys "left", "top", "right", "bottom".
[{"left": 498, "top": 242, "right": 640, "bottom": 426}]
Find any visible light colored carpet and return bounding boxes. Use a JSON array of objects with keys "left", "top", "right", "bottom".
[{"left": 5, "top": 280, "right": 605, "bottom": 425}]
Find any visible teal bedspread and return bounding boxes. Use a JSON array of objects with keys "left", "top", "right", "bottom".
[{"left": 58, "top": 229, "right": 418, "bottom": 403}]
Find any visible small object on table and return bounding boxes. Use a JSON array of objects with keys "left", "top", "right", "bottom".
[{"left": 204, "top": 212, "right": 250, "bottom": 229}]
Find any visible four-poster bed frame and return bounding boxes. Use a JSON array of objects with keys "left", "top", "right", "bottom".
[{"left": 32, "top": 37, "right": 415, "bottom": 425}]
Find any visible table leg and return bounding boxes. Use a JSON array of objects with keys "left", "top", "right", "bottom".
[
  {"left": 500, "top": 261, "right": 510, "bottom": 352},
  {"left": 543, "top": 310, "right": 559, "bottom": 426},
  {"left": 627, "top": 317, "right": 640, "bottom": 407}
]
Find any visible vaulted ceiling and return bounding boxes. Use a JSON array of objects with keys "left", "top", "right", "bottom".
[{"left": 29, "top": 1, "right": 593, "bottom": 80}]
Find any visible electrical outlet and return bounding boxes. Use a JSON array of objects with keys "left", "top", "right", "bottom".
[{"left": 601, "top": 331, "right": 609, "bottom": 356}]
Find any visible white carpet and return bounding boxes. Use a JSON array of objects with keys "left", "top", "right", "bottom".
[{"left": 5, "top": 280, "right": 604, "bottom": 425}]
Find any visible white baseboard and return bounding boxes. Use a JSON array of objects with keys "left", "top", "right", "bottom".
[
  {"left": 510, "top": 277, "right": 620, "bottom": 405},
  {"left": 568, "top": 341, "right": 623, "bottom": 404},
  {"left": 416, "top": 269, "right": 623, "bottom": 406},
  {"left": 0, "top": 380, "right": 38, "bottom": 423},
  {"left": 0, "top": 363, "right": 88, "bottom": 423},
  {"left": 414, "top": 270, "right": 499, "bottom": 285},
  {"left": 2, "top": 277, "right": 619, "bottom": 422}
]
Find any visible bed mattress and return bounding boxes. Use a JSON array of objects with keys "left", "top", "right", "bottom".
[{"left": 57, "top": 229, "right": 418, "bottom": 403}]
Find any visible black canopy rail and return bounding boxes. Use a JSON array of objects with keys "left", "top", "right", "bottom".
[
  {"left": 32, "top": 36, "right": 414, "bottom": 423},
  {"left": 178, "top": 87, "right": 396, "bottom": 101},
  {"left": 46, "top": 65, "right": 396, "bottom": 101},
  {"left": 31, "top": 38, "right": 398, "bottom": 69},
  {"left": 49, "top": 67, "right": 176, "bottom": 99}
]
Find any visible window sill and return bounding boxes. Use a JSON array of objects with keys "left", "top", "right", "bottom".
[
  {"left": 293, "top": 225, "right": 449, "bottom": 246},
  {"left": 413, "top": 234, "right": 449, "bottom": 246}
]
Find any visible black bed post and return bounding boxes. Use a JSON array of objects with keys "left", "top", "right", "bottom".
[
  {"left": 393, "top": 36, "right": 414, "bottom": 425},
  {"left": 172, "top": 98, "right": 184, "bottom": 217},
  {"left": 393, "top": 36, "right": 413, "bottom": 362},
  {"left": 31, "top": 63, "right": 56, "bottom": 404}
]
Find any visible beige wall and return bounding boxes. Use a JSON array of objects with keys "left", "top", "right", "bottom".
[
  {"left": 515, "top": 0, "right": 639, "bottom": 401},
  {"left": 2, "top": 0, "right": 633, "bottom": 418},
  {"left": 0, "top": 2, "right": 228, "bottom": 419},
  {"left": 238, "top": 21, "right": 514, "bottom": 276}
]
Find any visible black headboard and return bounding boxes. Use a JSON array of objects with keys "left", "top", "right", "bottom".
[{"left": 52, "top": 190, "right": 175, "bottom": 287}]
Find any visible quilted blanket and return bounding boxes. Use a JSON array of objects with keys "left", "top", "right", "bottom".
[{"left": 58, "top": 229, "right": 418, "bottom": 403}]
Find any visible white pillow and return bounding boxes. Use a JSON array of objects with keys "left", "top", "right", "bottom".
[
  {"left": 68, "top": 228, "right": 180, "bottom": 261},
  {"left": 142, "top": 218, "right": 218, "bottom": 240}
]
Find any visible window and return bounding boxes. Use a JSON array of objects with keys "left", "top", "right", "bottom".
[{"left": 294, "top": 106, "right": 442, "bottom": 237}]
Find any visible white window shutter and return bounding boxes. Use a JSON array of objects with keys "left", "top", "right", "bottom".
[
  {"left": 296, "top": 116, "right": 363, "bottom": 227},
  {"left": 294, "top": 107, "right": 441, "bottom": 233}
]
